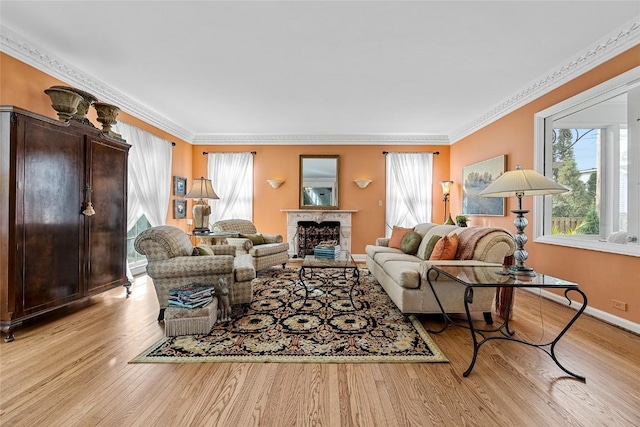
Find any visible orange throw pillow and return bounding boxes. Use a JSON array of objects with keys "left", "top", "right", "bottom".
[
  {"left": 429, "top": 234, "right": 459, "bottom": 260},
  {"left": 388, "top": 226, "right": 413, "bottom": 249}
]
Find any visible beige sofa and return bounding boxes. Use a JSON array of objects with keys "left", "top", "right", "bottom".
[{"left": 365, "top": 223, "right": 515, "bottom": 321}]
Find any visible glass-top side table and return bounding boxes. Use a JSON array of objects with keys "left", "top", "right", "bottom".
[{"left": 425, "top": 264, "right": 588, "bottom": 381}]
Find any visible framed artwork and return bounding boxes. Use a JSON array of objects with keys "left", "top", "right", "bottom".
[
  {"left": 173, "top": 176, "right": 187, "bottom": 197},
  {"left": 173, "top": 199, "right": 187, "bottom": 219},
  {"left": 462, "top": 155, "right": 507, "bottom": 216}
]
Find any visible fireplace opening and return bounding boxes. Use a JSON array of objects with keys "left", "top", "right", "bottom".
[{"left": 296, "top": 221, "right": 340, "bottom": 257}]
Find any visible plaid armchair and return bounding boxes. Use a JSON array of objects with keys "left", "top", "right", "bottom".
[
  {"left": 212, "top": 219, "right": 289, "bottom": 271},
  {"left": 134, "top": 225, "right": 249, "bottom": 321}
]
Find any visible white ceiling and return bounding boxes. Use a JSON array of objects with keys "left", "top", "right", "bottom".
[{"left": 1, "top": 1, "right": 639, "bottom": 144}]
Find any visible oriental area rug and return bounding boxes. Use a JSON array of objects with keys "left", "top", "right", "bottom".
[{"left": 131, "top": 268, "right": 447, "bottom": 363}]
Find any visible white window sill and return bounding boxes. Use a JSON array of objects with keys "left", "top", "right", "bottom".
[{"left": 535, "top": 235, "right": 640, "bottom": 257}]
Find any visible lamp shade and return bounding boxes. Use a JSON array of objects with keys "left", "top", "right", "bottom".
[
  {"left": 440, "top": 180, "right": 453, "bottom": 196},
  {"left": 479, "top": 166, "right": 569, "bottom": 197},
  {"left": 185, "top": 177, "right": 219, "bottom": 199}
]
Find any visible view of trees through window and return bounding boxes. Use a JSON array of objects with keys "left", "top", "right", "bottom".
[
  {"left": 127, "top": 215, "right": 151, "bottom": 264},
  {"left": 551, "top": 128, "right": 600, "bottom": 235}
]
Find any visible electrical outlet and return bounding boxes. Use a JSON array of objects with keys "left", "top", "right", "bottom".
[
  {"left": 612, "top": 299, "right": 627, "bottom": 311},
  {"left": 186, "top": 219, "right": 193, "bottom": 226}
]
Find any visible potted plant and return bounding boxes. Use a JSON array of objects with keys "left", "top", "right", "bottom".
[{"left": 455, "top": 215, "right": 468, "bottom": 227}]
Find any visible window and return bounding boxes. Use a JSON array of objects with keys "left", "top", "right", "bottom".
[
  {"left": 534, "top": 66, "right": 640, "bottom": 257},
  {"left": 127, "top": 215, "right": 151, "bottom": 275}
]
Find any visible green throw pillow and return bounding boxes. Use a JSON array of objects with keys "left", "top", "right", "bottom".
[
  {"left": 192, "top": 244, "right": 214, "bottom": 256},
  {"left": 241, "top": 233, "right": 265, "bottom": 245},
  {"left": 421, "top": 235, "right": 442, "bottom": 259},
  {"left": 400, "top": 231, "right": 422, "bottom": 255}
]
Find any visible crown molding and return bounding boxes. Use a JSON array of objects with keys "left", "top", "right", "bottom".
[
  {"left": 0, "top": 25, "right": 195, "bottom": 142},
  {"left": 3, "top": 17, "right": 639, "bottom": 146},
  {"left": 450, "top": 17, "right": 640, "bottom": 143},
  {"left": 192, "top": 133, "right": 449, "bottom": 145}
]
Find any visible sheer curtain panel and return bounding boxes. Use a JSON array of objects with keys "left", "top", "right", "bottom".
[
  {"left": 385, "top": 153, "right": 433, "bottom": 236},
  {"left": 207, "top": 152, "right": 253, "bottom": 223}
]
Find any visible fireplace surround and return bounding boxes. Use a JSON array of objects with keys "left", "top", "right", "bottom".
[{"left": 282, "top": 209, "right": 357, "bottom": 257}]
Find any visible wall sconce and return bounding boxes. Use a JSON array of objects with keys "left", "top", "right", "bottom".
[
  {"left": 267, "top": 179, "right": 284, "bottom": 188},
  {"left": 354, "top": 179, "right": 372, "bottom": 189},
  {"left": 440, "top": 180, "right": 455, "bottom": 225}
]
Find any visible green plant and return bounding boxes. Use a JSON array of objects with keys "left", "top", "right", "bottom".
[{"left": 455, "top": 215, "right": 468, "bottom": 223}]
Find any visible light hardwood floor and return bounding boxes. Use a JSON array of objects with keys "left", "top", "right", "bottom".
[{"left": 1, "top": 269, "right": 639, "bottom": 426}]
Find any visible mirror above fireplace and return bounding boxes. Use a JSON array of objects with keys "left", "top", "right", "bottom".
[{"left": 299, "top": 155, "right": 339, "bottom": 209}]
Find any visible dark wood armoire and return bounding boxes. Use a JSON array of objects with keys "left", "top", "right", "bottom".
[{"left": 0, "top": 106, "right": 130, "bottom": 342}]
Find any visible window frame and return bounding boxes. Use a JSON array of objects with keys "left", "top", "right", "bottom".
[{"left": 533, "top": 65, "right": 640, "bottom": 258}]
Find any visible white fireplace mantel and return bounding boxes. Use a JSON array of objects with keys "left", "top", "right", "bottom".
[{"left": 282, "top": 209, "right": 357, "bottom": 257}]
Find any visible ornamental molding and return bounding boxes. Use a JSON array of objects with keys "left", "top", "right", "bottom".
[
  {"left": 0, "top": 25, "right": 195, "bottom": 142},
  {"left": 3, "top": 18, "right": 639, "bottom": 146},
  {"left": 450, "top": 18, "right": 640, "bottom": 144},
  {"left": 192, "top": 134, "right": 449, "bottom": 145}
]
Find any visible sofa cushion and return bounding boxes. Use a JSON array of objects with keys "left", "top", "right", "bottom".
[
  {"left": 400, "top": 231, "right": 422, "bottom": 255},
  {"left": 429, "top": 234, "right": 459, "bottom": 260},
  {"left": 388, "top": 226, "right": 413, "bottom": 249},
  {"left": 365, "top": 244, "right": 401, "bottom": 259},
  {"left": 373, "top": 252, "right": 421, "bottom": 267},
  {"left": 248, "top": 242, "right": 288, "bottom": 257},
  {"left": 416, "top": 234, "right": 441, "bottom": 260},
  {"left": 413, "top": 223, "right": 438, "bottom": 237},
  {"left": 379, "top": 260, "right": 421, "bottom": 289}
]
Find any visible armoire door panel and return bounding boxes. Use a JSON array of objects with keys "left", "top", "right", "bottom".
[
  {"left": 19, "top": 118, "right": 84, "bottom": 313},
  {"left": 86, "top": 139, "right": 128, "bottom": 294}
]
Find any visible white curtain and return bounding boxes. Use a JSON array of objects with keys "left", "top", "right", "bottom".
[
  {"left": 114, "top": 122, "right": 172, "bottom": 279},
  {"left": 385, "top": 153, "right": 433, "bottom": 236},
  {"left": 207, "top": 152, "right": 253, "bottom": 222}
]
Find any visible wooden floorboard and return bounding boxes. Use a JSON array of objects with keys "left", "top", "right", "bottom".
[{"left": 1, "top": 268, "right": 639, "bottom": 426}]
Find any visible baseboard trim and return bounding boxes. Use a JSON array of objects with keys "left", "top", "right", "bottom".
[{"left": 521, "top": 288, "right": 640, "bottom": 335}]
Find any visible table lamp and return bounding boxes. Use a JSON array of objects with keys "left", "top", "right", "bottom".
[
  {"left": 479, "top": 165, "right": 569, "bottom": 276},
  {"left": 185, "top": 177, "right": 219, "bottom": 233}
]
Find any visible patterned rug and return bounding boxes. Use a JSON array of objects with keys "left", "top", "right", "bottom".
[{"left": 131, "top": 268, "right": 447, "bottom": 363}]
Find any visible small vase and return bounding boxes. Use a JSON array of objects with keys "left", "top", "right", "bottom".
[
  {"left": 44, "top": 87, "right": 83, "bottom": 122},
  {"left": 457, "top": 221, "right": 468, "bottom": 227},
  {"left": 51, "top": 86, "right": 98, "bottom": 125},
  {"left": 93, "top": 102, "right": 122, "bottom": 138}
]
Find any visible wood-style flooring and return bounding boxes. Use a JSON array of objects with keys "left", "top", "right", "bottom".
[{"left": 1, "top": 268, "right": 639, "bottom": 426}]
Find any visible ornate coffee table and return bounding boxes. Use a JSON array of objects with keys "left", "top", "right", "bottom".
[{"left": 298, "top": 252, "right": 360, "bottom": 311}]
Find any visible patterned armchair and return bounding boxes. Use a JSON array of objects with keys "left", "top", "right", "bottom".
[
  {"left": 212, "top": 219, "right": 289, "bottom": 271},
  {"left": 134, "top": 225, "right": 252, "bottom": 321}
]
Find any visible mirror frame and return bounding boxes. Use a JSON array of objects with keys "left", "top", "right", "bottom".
[{"left": 299, "top": 155, "right": 339, "bottom": 210}]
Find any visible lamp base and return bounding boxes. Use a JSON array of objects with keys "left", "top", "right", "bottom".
[
  {"left": 444, "top": 213, "right": 455, "bottom": 225},
  {"left": 509, "top": 265, "right": 537, "bottom": 277}
]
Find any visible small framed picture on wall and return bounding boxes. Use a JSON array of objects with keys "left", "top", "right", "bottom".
[
  {"left": 173, "top": 199, "right": 187, "bottom": 219},
  {"left": 173, "top": 176, "right": 187, "bottom": 197}
]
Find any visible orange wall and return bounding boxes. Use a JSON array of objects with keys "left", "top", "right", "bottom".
[
  {"left": 4, "top": 46, "right": 639, "bottom": 324},
  {"left": 0, "top": 53, "right": 193, "bottom": 232},
  {"left": 192, "top": 144, "right": 450, "bottom": 253},
  {"left": 451, "top": 45, "right": 640, "bottom": 324}
]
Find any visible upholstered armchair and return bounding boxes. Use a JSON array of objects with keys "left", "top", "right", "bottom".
[
  {"left": 211, "top": 219, "right": 289, "bottom": 271},
  {"left": 134, "top": 225, "right": 252, "bottom": 321}
]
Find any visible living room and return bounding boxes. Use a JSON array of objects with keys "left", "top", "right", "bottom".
[{"left": 1, "top": 2, "right": 639, "bottom": 425}]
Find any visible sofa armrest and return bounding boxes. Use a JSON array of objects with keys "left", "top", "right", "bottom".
[
  {"left": 225, "top": 237, "right": 253, "bottom": 252},
  {"left": 375, "top": 237, "right": 390, "bottom": 247},
  {"left": 146, "top": 255, "right": 235, "bottom": 279}
]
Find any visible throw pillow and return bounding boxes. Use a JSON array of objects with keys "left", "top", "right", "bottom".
[
  {"left": 429, "top": 234, "right": 460, "bottom": 260},
  {"left": 400, "top": 231, "right": 422, "bottom": 255},
  {"left": 192, "top": 244, "right": 214, "bottom": 256},
  {"left": 420, "top": 235, "right": 442, "bottom": 260},
  {"left": 388, "top": 226, "right": 413, "bottom": 249},
  {"left": 241, "top": 233, "right": 265, "bottom": 245}
]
